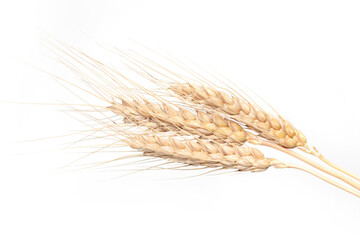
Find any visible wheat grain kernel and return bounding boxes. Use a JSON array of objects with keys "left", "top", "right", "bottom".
[
  {"left": 256, "top": 110, "right": 267, "bottom": 122},
  {"left": 213, "top": 115, "right": 228, "bottom": 127},
  {"left": 239, "top": 101, "right": 251, "bottom": 114},
  {"left": 163, "top": 104, "right": 178, "bottom": 116},
  {"left": 219, "top": 92, "right": 234, "bottom": 105},
  {"left": 194, "top": 88, "right": 207, "bottom": 99},
  {"left": 269, "top": 117, "right": 281, "bottom": 130},
  {"left": 217, "top": 127, "right": 233, "bottom": 136},
  {"left": 224, "top": 104, "right": 241, "bottom": 114},
  {"left": 208, "top": 97, "right": 223, "bottom": 107},
  {"left": 273, "top": 129, "right": 286, "bottom": 139},
  {"left": 257, "top": 122, "right": 271, "bottom": 131},
  {"left": 197, "top": 111, "right": 212, "bottom": 123},
  {"left": 180, "top": 108, "right": 196, "bottom": 120},
  {"left": 230, "top": 131, "right": 247, "bottom": 142},
  {"left": 250, "top": 148, "right": 265, "bottom": 159}
]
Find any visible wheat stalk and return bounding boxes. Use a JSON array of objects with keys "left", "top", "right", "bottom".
[{"left": 42, "top": 38, "right": 360, "bottom": 198}]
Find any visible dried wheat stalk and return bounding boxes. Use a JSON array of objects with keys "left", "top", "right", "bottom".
[{"left": 43, "top": 38, "right": 360, "bottom": 198}]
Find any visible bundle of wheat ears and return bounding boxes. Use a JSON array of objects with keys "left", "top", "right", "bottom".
[{"left": 42, "top": 39, "right": 360, "bottom": 198}]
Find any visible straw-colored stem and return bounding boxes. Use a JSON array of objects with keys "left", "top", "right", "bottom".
[
  {"left": 287, "top": 164, "right": 360, "bottom": 198},
  {"left": 299, "top": 145, "right": 360, "bottom": 182},
  {"left": 316, "top": 152, "right": 360, "bottom": 182},
  {"left": 259, "top": 139, "right": 360, "bottom": 192}
]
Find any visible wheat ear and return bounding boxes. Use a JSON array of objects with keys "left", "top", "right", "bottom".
[
  {"left": 109, "top": 99, "right": 248, "bottom": 144},
  {"left": 126, "top": 135, "right": 272, "bottom": 172},
  {"left": 170, "top": 82, "right": 306, "bottom": 148}
]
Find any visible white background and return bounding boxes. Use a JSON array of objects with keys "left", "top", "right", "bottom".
[{"left": 1, "top": 0, "right": 360, "bottom": 239}]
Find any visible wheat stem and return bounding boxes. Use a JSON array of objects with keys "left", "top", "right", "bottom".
[
  {"left": 317, "top": 154, "right": 360, "bottom": 182},
  {"left": 299, "top": 146, "right": 360, "bottom": 182},
  {"left": 287, "top": 164, "right": 360, "bottom": 198},
  {"left": 259, "top": 139, "right": 360, "bottom": 192}
]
